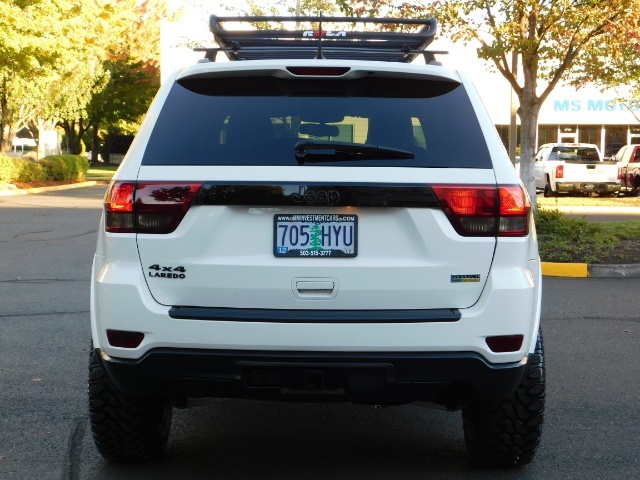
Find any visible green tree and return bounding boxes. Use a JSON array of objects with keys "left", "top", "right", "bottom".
[
  {"left": 58, "top": 0, "right": 171, "bottom": 158},
  {"left": 434, "top": 0, "right": 640, "bottom": 208},
  {"left": 86, "top": 58, "right": 160, "bottom": 164},
  {"left": 0, "top": 0, "right": 120, "bottom": 153},
  {"left": 336, "top": 0, "right": 428, "bottom": 25},
  {"left": 0, "top": 0, "right": 60, "bottom": 151},
  {"left": 309, "top": 223, "right": 323, "bottom": 250}
]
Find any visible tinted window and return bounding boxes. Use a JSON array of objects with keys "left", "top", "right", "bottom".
[
  {"left": 142, "top": 76, "right": 492, "bottom": 168},
  {"left": 550, "top": 146, "right": 600, "bottom": 162}
]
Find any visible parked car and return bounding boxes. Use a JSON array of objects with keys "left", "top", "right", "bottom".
[
  {"left": 89, "top": 15, "right": 544, "bottom": 467},
  {"left": 612, "top": 144, "right": 640, "bottom": 196},
  {"left": 534, "top": 143, "right": 620, "bottom": 196}
]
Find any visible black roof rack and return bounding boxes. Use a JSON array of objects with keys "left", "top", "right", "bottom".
[{"left": 194, "top": 15, "right": 445, "bottom": 64}]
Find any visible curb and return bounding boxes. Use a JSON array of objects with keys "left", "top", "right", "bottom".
[
  {"left": 0, "top": 181, "right": 98, "bottom": 196},
  {"left": 541, "top": 262, "right": 640, "bottom": 278},
  {"left": 541, "top": 205, "right": 640, "bottom": 215},
  {"left": 540, "top": 204, "right": 640, "bottom": 278}
]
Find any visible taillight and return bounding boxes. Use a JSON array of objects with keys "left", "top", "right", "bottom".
[
  {"left": 431, "top": 184, "right": 530, "bottom": 237},
  {"left": 105, "top": 182, "right": 135, "bottom": 232},
  {"left": 135, "top": 182, "right": 202, "bottom": 233},
  {"left": 105, "top": 181, "right": 202, "bottom": 234},
  {"left": 556, "top": 164, "right": 564, "bottom": 179},
  {"left": 498, "top": 185, "right": 531, "bottom": 236},
  {"left": 618, "top": 167, "right": 622, "bottom": 180}
]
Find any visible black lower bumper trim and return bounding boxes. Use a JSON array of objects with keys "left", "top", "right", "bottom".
[
  {"left": 98, "top": 348, "right": 528, "bottom": 407},
  {"left": 168, "top": 307, "right": 461, "bottom": 323}
]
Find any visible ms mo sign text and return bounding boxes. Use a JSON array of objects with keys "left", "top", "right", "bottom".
[{"left": 554, "top": 99, "right": 640, "bottom": 112}]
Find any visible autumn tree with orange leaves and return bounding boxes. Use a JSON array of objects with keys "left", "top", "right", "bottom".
[
  {"left": 432, "top": 0, "right": 640, "bottom": 209},
  {"left": 0, "top": 0, "right": 172, "bottom": 159}
]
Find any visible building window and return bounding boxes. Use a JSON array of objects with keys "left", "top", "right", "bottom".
[
  {"left": 579, "top": 126, "right": 600, "bottom": 145},
  {"left": 537, "top": 125, "right": 557, "bottom": 147},
  {"left": 604, "top": 126, "right": 627, "bottom": 157}
]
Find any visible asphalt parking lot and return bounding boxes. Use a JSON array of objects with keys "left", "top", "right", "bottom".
[{"left": 0, "top": 185, "right": 638, "bottom": 480}]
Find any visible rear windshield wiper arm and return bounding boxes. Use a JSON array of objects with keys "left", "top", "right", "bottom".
[{"left": 295, "top": 141, "right": 415, "bottom": 165}]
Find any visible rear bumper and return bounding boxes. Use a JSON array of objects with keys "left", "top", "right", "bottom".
[
  {"left": 97, "top": 347, "right": 529, "bottom": 407},
  {"left": 556, "top": 182, "right": 620, "bottom": 194}
]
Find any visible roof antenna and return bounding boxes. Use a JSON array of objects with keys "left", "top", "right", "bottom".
[{"left": 315, "top": 12, "right": 325, "bottom": 59}]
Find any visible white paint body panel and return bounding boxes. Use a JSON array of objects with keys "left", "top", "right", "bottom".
[{"left": 91, "top": 58, "right": 541, "bottom": 367}]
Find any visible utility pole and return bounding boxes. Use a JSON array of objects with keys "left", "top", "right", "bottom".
[{"left": 509, "top": 51, "right": 518, "bottom": 167}]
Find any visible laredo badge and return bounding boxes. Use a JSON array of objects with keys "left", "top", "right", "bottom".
[{"left": 148, "top": 264, "right": 187, "bottom": 279}]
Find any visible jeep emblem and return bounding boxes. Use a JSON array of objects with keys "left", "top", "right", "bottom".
[{"left": 291, "top": 186, "right": 340, "bottom": 205}]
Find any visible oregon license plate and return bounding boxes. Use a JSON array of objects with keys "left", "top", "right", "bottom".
[{"left": 274, "top": 214, "right": 357, "bottom": 257}]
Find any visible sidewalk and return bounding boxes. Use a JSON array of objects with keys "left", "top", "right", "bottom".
[
  {"left": 0, "top": 181, "right": 97, "bottom": 196},
  {"left": 544, "top": 205, "right": 640, "bottom": 215},
  {"left": 2, "top": 181, "right": 639, "bottom": 278}
]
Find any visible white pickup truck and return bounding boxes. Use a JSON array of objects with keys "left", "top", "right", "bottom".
[{"left": 534, "top": 143, "right": 621, "bottom": 197}]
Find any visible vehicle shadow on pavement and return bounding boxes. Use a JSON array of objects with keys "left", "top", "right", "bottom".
[{"left": 86, "top": 400, "right": 530, "bottom": 480}]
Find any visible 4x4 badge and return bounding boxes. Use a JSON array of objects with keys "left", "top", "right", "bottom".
[{"left": 148, "top": 264, "right": 186, "bottom": 279}]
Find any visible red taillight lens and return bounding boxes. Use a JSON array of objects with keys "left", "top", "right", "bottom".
[
  {"left": 498, "top": 185, "right": 531, "bottom": 236},
  {"left": 556, "top": 164, "right": 564, "bottom": 179},
  {"left": 486, "top": 335, "right": 524, "bottom": 353},
  {"left": 105, "top": 182, "right": 135, "bottom": 232},
  {"left": 105, "top": 181, "right": 202, "bottom": 234},
  {"left": 432, "top": 185, "right": 530, "bottom": 237},
  {"left": 618, "top": 167, "right": 622, "bottom": 180}
]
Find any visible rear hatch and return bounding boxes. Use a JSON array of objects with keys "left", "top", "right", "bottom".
[{"left": 112, "top": 66, "right": 529, "bottom": 311}]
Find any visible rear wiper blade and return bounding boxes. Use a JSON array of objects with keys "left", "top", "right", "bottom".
[{"left": 295, "top": 141, "right": 415, "bottom": 165}]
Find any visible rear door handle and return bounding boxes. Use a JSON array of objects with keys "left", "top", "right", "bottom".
[{"left": 292, "top": 278, "right": 339, "bottom": 300}]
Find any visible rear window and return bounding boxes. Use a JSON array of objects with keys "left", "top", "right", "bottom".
[
  {"left": 142, "top": 75, "right": 492, "bottom": 168},
  {"left": 549, "top": 146, "right": 600, "bottom": 162}
]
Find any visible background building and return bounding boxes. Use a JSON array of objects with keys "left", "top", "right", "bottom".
[{"left": 432, "top": 40, "right": 640, "bottom": 157}]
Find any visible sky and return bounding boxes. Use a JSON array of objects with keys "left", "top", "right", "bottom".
[{"left": 160, "top": 1, "right": 638, "bottom": 126}]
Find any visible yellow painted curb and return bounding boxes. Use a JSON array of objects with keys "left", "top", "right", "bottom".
[
  {"left": 0, "top": 181, "right": 97, "bottom": 196},
  {"left": 541, "top": 262, "right": 589, "bottom": 278}
]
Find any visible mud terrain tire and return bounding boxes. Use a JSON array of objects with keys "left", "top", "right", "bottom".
[
  {"left": 88, "top": 349, "right": 172, "bottom": 461},
  {"left": 462, "top": 330, "right": 545, "bottom": 467}
]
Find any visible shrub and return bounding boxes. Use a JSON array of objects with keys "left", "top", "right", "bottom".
[
  {"left": 39, "top": 154, "right": 89, "bottom": 181},
  {"left": 0, "top": 155, "right": 17, "bottom": 183},
  {"left": 0, "top": 154, "right": 88, "bottom": 183},
  {"left": 535, "top": 209, "right": 619, "bottom": 264},
  {"left": 20, "top": 161, "right": 45, "bottom": 182},
  {"left": 40, "top": 156, "right": 66, "bottom": 180},
  {"left": 0, "top": 155, "right": 45, "bottom": 183}
]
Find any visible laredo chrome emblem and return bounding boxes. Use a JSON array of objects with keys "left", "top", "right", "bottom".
[{"left": 451, "top": 274, "right": 481, "bottom": 283}]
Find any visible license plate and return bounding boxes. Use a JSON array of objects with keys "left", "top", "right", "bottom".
[
  {"left": 584, "top": 183, "right": 595, "bottom": 190},
  {"left": 274, "top": 214, "right": 357, "bottom": 257}
]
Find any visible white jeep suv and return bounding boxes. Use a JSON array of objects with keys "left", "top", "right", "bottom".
[{"left": 89, "top": 15, "right": 544, "bottom": 466}]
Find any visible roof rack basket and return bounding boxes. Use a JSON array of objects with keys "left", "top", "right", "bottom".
[{"left": 195, "top": 15, "right": 444, "bottom": 64}]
